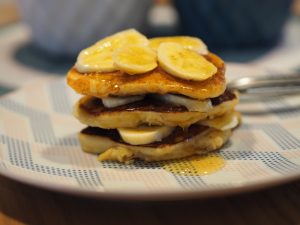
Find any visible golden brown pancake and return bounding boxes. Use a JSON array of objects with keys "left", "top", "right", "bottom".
[
  {"left": 79, "top": 125, "right": 231, "bottom": 162},
  {"left": 67, "top": 53, "right": 226, "bottom": 100},
  {"left": 74, "top": 90, "right": 239, "bottom": 128}
]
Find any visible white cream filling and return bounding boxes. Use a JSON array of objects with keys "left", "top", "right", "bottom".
[
  {"left": 198, "top": 112, "right": 239, "bottom": 131},
  {"left": 221, "top": 114, "right": 239, "bottom": 130},
  {"left": 154, "top": 94, "right": 212, "bottom": 112},
  {"left": 102, "top": 95, "right": 145, "bottom": 108}
]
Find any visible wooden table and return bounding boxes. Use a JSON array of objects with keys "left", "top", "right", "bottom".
[{"left": 1, "top": 174, "right": 300, "bottom": 225}]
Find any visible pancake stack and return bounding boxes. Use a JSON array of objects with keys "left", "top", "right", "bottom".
[{"left": 67, "top": 29, "right": 240, "bottom": 163}]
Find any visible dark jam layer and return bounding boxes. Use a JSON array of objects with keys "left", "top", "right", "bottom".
[
  {"left": 81, "top": 96, "right": 187, "bottom": 114},
  {"left": 81, "top": 125, "right": 207, "bottom": 148},
  {"left": 80, "top": 90, "right": 236, "bottom": 115},
  {"left": 211, "top": 89, "right": 236, "bottom": 106}
]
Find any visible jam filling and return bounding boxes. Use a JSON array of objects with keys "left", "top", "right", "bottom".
[
  {"left": 81, "top": 125, "right": 207, "bottom": 148},
  {"left": 80, "top": 90, "right": 236, "bottom": 115},
  {"left": 210, "top": 89, "right": 236, "bottom": 106}
]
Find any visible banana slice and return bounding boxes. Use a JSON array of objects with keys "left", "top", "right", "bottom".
[
  {"left": 113, "top": 45, "right": 157, "bottom": 75},
  {"left": 155, "top": 94, "right": 212, "bottom": 112},
  {"left": 76, "top": 46, "right": 114, "bottom": 73},
  {"left": 75, "top": 29, "right": 149, "bottom": 73},
  {"left": 117, "top": 126, "right": 174, "bottom": 145},
  {"left": 198, "top": 111, "right": 240, "bottom": 130},
  {"left": 102, "top": 95, "right": 145, "bottom": 108},
  {"left": 150, "top": 36, "right": 208, "bottom": 54},
  {"left": 157, "top": 42, "right": 217, "bottom": 81}
]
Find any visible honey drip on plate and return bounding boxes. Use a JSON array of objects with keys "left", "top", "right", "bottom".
[{"left": 162, "top": 154, "right": 225, "bottom": 176}]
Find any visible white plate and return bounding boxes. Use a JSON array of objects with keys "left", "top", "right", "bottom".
[{"left": 1, "top": 65, "right": 300, "bottom": 200}]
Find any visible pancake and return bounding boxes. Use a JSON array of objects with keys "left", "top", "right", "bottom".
[
  {"left": 67, "top": 53, "right": 226, "bottom": 100},
  {"left": 79, "top": 125, "right": 231, "bottom": 162},
  {"left": 66, "top": 29, "right": 240, "bottom": 163},
  {"left": 74, "top": 90, "right": 239, "bottom": 128}
]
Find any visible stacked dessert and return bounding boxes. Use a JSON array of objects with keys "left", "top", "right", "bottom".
[{"left": 67, "top": 29, "right": 240, "bottom": 163}]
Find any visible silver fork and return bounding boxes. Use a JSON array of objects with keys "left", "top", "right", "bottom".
[{"left": 228, "top": 74, "right": 300, "bottom": 97}]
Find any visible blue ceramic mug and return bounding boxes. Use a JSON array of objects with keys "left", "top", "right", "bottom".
[{"left": 174, "top": 0, "right": 292, "bottom": 49}]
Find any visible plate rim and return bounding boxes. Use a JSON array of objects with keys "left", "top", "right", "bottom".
[{"left": 0, "top": 163, "right": 299, "bottom": 201}]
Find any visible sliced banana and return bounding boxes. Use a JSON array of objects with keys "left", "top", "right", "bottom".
[
  {"left": 76, "top": 46, "right": 115, "bottom": 73},
  {"left": 198, "top": 111, "right": 240, "bottom": 130},
  {"left": 157, "top": 42, "right": 217, "bottom": 81},
  {"left": 75, "top": 29, "right": 149, "bottom": 73},
  {"left": 102, "top": 95, "right": 145, "bottom": 108},
  {"left": 155, "top": 94, "right": 212, "bottom": 112},
  {"left": 150, "top": 36, "right": 208, "bottom": 54},
  {"left": 118, "top": 126, "right": 174, "bottom": 145},
  {"left": 113, "top": 45, "right": 157, "bottom": 75}
]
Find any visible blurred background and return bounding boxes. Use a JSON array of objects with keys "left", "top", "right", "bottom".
[{"left": 0, "top": 0, "right": 300, "bottom": 94}]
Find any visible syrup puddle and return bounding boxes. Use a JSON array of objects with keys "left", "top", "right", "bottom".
[{"left": 162, "top": 154, "right": 225, "bottom": 176}]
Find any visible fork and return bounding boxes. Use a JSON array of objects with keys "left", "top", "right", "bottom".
[{"left": 228, "top": 74, "right": 300, "bottom": 97}]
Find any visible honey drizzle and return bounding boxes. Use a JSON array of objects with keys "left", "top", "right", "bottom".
[{"left": 162, "top": 154, "right": 225, "bottom": 176}]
